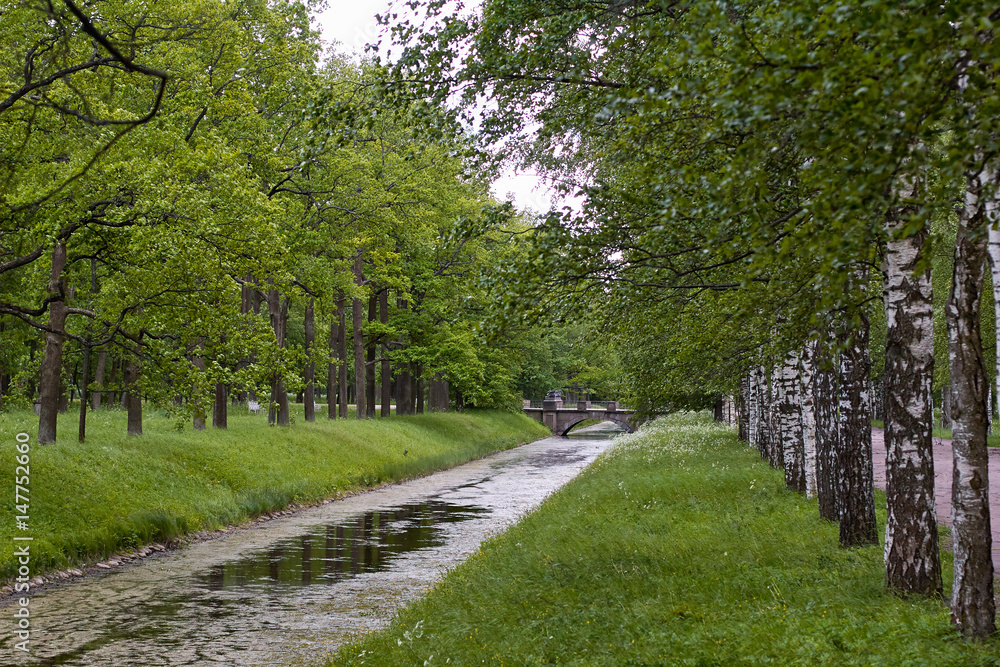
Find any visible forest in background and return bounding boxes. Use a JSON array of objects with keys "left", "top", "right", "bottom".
[{"left": 0, "top": 0, "right": 620, "bottom": 446}]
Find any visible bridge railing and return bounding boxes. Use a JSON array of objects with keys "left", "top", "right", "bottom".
[{"left": 524, "top": 400, "right": 622, "bottom": 410}]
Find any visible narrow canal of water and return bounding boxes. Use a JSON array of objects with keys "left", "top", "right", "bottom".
[{"left": 2, "top": 423, "right": 620, "bottom": 666}]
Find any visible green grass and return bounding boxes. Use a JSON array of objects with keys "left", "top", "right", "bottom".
[
  {"left": 0, "top": 405, "right": 549, "bottom": 580},
  {"left": 330, "top": 413, "right": 999, "bottom": 666}
]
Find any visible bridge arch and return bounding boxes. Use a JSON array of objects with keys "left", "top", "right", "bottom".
[{"left": 558, "top": 416, "right": 635, "bottom": 437}]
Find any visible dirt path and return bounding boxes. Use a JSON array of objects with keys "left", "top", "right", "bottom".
[{"left": 871, "top": 427, "right": 1000, "bottom": 570}]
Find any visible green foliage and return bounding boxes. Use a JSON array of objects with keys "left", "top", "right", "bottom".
[
  {"left": 329, "top": 414, "right": 997, "bottom": 666},
  {"left": 386, "top": 0, "right": 1000, "bottom": 405},
  {"left": 0, "top": 1, "right": 569, "bottom": 423}
]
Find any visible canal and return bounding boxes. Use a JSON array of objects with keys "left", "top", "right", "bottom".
[{"left": 2, "top": 423, "right": 620, "bottom": 666}]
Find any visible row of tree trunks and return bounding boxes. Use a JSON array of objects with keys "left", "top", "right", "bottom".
[
  {"left": 740, "top": 317, "right": 876, "bottom": 549},
  {"left": 34, "top": 259, "right": 435, "bottom": 439}
]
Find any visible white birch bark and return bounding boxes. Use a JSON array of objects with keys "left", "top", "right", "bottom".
[
  {"left": 780, "top": 353, "right": 806, "bottom": 492},
  {"left": 748, "top": 368, "right": 760, "bottom": 450},
  {"left": 991, "top": 222, "right": 1000, "bottom": 434},
  {"left": 837, "top": 274, "right": 878, "bottom": 548},
  {"left": 799, "top": 341, "right": 818, "bottom": 498},
  {"left": 769, "top": 365, "right": 782, "bottom": 468},
  {"left": 882, "top": 174, "right": 942, "bottom": 596},
  {"left": 947, "top": 160, "right": 996, "bottom": 637}
]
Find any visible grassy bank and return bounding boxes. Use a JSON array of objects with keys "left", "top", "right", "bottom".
[
  {"left": 872, "top": 419, "right": 1000, "bottom": 447},
  {"left": 331, "top": 413, "right": 998, "bottom": 666},
  {"left": 0, "top": 406, "right": 549, "bottom": 580}
]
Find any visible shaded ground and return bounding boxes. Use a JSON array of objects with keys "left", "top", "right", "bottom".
[{"left": 871, "top": 427, "right": 1000, "bottom": 570}]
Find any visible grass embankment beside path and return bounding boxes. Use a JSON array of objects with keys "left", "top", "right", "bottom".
[
  {"left": 872, "top": 418, "right": 1000, "bottom": 447},
  {"left": 331, "top": 413, "right": 998, "bottom": 666},
  {"left": 0, "top": 406, "right": 549, "bottom": 581}
]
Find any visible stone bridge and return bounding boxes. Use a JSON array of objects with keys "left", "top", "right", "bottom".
[{"left": 523, "top": 391, "right": 639, "bottom": 436}]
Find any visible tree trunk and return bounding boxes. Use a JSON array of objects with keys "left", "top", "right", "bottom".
[
  {"left": 747, "top": 371, "right": 758, "bottom": 448},
  {"left": 125, "top": 339, "right": 143, "bottom": 436},
  {"left": 882, "top": 195, "right": 942, "bottom": 596},
  {"left": 304, "top": 298, "right": 316, "bottom": 423},
  {"left": 213, "top": 380, "right": 228, "bottom": 429},
  {"left": 799, "top": 343, "right": 819, "bottom": 498},
  {"left": 105, "top": 356, "right": 118, "bottom": 409},
  {"left": 328, "top": 310, "right": 338, "bottom": 420},
  {"left": 837, "top": 303, "right": 879, "bottom": 548},
  {"left": 397, "top": 297, "right": 412, "bottom": 415},
  {"left": 713, "top": 394, "right": 725, "bottom": 422},
  {"left": 353, "top": 254, "right": 366, "bottom": 420},
  {"left": 779, "top": 354, "right": 806, "bottom": 493},
  {"left": 267, "top": 285, "right": 290, "bottom": 426},
  {"left": 380, "top": 290, "right": 391, "bottom": 417},
  {"left": 416, "top": 367, "right": 425, "bottom": 414},
  {"left": 77, "top": 341, "right": 90, "bottom": 443},
  {"left": 235, "top": 277, "right": 258, "bottom": 404},
  {"left": 337, "top": 297, "right": 348, "bottom": 419},
  {"left": 91, "top": 349, "right": 106, "bottom": 411},
  {"left": 768, "top": 366, "right": 782, "bottom": 469},
  {"left": 738, "top": 375, "right": 750, "bottom": 442},
  {"left": 814, "top": 340, "right": 840, "bottom": 522},
  {"left": 365, "top": 294, "right": 377, "bottom": 418},
  {"left": 37, "top": 241, "right": 68, "bottom": 445},
  {"left": 429, "top": 373, "right": 449, "bottom": 411},
  {"left": 191, "top": 340, "right": 207, "bottom": 430},
  {"left": 946, "top": 163, "right": 996, "bottom": 638},
  {"left": 942, "top": 385, "right": 952, "bottom": 429}
]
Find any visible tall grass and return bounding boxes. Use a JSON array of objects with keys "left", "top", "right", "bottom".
[
  {"left": 330, "top": 412, "right": 998, "bottom": 666},
  {"left": 0, "top": 405, "right": 549, "bottom": 579}
]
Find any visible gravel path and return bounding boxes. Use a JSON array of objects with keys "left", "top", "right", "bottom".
[{"left": 871, "top": 427, "right": 1000, "bottom": 570}]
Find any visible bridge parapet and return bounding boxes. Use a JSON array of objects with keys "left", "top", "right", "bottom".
[{"left": 523, "top": 391, "right": 638, "bottom": 436}]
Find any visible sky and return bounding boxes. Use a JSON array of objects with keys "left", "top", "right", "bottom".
[{"left": 313, "top": 0, "right": 558, "bottom": 214}]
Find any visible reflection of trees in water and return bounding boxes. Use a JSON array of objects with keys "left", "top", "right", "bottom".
[{"left": 207, "top": 501, "right": 488, "bottom": 588}]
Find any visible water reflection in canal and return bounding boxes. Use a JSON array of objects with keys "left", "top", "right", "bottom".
[
  {"left": 2, "top": 423, "right": 619, "bottom": 666},
  {"left": 201, "top": 501, "right": 490, "bottom": 591}
]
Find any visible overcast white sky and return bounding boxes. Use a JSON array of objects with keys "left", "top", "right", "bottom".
[{"left": 313, "top": 1, "right": 557, "bottom": 213}]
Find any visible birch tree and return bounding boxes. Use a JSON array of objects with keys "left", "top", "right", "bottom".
[{"left": 882, "top": 174, "right": 942, "bottom": 596}]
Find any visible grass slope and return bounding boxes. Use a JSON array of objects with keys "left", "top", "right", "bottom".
[
  {"left": 0, "top": 406, "right": 548, "bottom": 579},
  {"left": 872, "top": 419, "right": 1000, "bottom": 448},
  {"left": 331, "top": 413, "right": 999, "bottom": 666}
]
